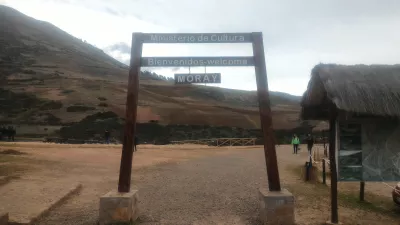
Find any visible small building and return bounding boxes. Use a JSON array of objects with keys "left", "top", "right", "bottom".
[{"left": 301, "top": 64, "right": 400, "bottom": 182}]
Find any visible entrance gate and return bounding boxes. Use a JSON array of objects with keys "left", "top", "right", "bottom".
[{"left": 117, "top": 32, "right": 282, "bottom": 193}]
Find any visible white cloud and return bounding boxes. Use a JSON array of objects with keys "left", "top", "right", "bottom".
[{"left": 2, "top": 0, "right": 400, "bottom": 96}]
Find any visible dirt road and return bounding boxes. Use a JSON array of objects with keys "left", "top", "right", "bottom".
[{"left": 0, "top": 143, "right": 398, "bottom": 225}]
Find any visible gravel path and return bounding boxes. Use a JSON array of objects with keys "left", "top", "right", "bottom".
[
  {"left": 135, "top": 150, "right": 268, "bottom": 225},
  {"left": 33, "top": 148, "right": 276, "bottom": 225},
  {"left": 20, "top": 144, "right": 398, "bottom": 225}
]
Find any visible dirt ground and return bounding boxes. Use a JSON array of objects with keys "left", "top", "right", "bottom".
[{"left": 0, "top": 142, "right": 399, "bottom": 225}]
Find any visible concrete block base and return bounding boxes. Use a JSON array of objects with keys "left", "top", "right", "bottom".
[
  {"left": 325, "top": 221, "right": 342, "bottom": 225},
  {"left": 0, "top": 212, "right": 8, "bottom": 225},
  {"left": 259, "top": 188, "right": 295, "bottom": 225},
  {"left": 99, "top": 190, "right": 139, "bottom": 225}
]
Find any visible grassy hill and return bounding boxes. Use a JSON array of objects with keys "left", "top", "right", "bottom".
[{"left": 0, "top": 5, "right": 310, "bottom": 140}]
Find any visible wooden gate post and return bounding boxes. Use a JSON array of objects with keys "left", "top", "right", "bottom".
[
  {"left": 252, "top": 32, "right": 281, "bottom": 191},
  {"left": 117, "top": 32, "right": 143, "bottom": 193},
  {"left": 328, "top": 110, "right": 339, "bottom": 223}
]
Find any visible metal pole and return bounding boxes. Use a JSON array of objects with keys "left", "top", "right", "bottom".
[
  {"left": 117, "top": 32, "right": 143, "bottom": 193},
  {"left": 329, "top": 113, "right": 339, "bottom": 223},
  {"left": 251, "top": 32, "right": 281, "bottom": 191}
]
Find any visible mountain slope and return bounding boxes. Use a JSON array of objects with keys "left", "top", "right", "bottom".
[{"left": 0, "top": 5, "right": 303, "bottom": 131}]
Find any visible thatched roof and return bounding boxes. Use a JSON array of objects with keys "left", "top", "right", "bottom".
[
  {"left": 312, "top": 121, "right": 329, "bottom": 131},
  {"left": 301, "top": 64, "right": 400, "bottom": 120}
]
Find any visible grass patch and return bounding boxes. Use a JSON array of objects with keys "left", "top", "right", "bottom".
[
  {"left": 0, "top": 151, "right": 36, "bottom": 177},
  {"left": 0, "top": 149, "right": 27, "bottom": 155},
  {"left": 0, "top": 156, "right": 27, "bottom": 176},
  {"left": 0, "top": 174, "right": 20, "bottom": 186},
  {"left": 339, "top": 191, "right": 400, "bottom": 217},
  {"left": 287, "top": 165, "right": 400, "bottom": 219}
]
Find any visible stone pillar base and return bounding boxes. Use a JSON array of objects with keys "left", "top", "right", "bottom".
[
  {"left": 0, "top": 212, "right": 8, "bottom": 225},
  {"left": 325, "top": 221, "right": 342, "bottom": 225},
  {"left": 259, "top": 188, "right": 295, "bottom": 225},
  {"left": 99, "top": 190, "right": 139, "bottom": 225}
]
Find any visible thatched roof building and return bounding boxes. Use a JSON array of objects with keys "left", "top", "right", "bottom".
[{"left": 301, "top": 64, "right": 400, "bottom": 120}]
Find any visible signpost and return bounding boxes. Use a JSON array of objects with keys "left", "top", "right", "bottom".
[
  {"left": 142, "top": 33, "right": 253, "bottom": 43},
  {"left": 174, "top": 73, "right": 221, "bottom": 84},
  {"left": 141, "top": 57, "right": 254, "bottom": 67},
  {"left": 118, "top": 32, "right": 281, "bottom": 193}
]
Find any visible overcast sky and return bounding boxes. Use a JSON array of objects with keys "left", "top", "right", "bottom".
[{"left": 2, "top": 0, "right": 400, "bottom": 96}]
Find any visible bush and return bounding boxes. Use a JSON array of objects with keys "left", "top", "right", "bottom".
[
  {"left": 98, "top": 103, "right": 108, "bottom": 107},
  {"left": 22, "top": 69, "right": 36, "bottom": 74},
  {"left": 43, "top": 113, "right": 62, "bottom": 125},
  {"left": 97, "top": 97, "right": 107, "bottom": 101},
  {"left": 38, "top": 101, "right": 63, "bottom": 110},
  {"left": 61, "top": 90, "right": 74, "bottom": 94},
  {"left": 66, "top": 105, "right": 95, "bottom": 112}
]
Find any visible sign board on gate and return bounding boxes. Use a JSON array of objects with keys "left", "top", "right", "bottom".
[
  {"left": 174, "top": 73, "right": 221, "bottom": 84},
  {"left": 142, "top": 33, "right": 253, "bottom": 43},
  {"left": 141, "top": 57, "right": 254, "bottom": 67}
]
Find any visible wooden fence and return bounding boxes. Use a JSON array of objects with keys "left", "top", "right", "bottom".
[
  {"left": 170, "top": 138, "right": 257, "bottom": 147},
  {"left": 312, "top": 144, "right": 330, "bottom": 165}
]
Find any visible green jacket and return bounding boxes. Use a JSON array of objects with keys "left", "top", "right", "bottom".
[{"left": 291, "top": 137, "right": 300, "bottom": 145}]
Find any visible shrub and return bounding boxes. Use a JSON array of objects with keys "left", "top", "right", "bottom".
[
  {"left": 66, "top": 105, "right": 95, "bottom": 112},
  {"left": 61, "top": 90, "right": 74, "bottom": 94},
  {"left": 38, "top": 101, "right": 63, "bottom": 110},
  {"left": 43, "top": 113, "right": 62, "bottom": 125},
  {"left": 22, "top": 69, "right": 36, "bottom": 74},
  {"left": 98, "top": 103, "right": 108, "bottom": 107}
]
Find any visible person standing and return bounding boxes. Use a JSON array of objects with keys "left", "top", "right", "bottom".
[
  {"left": 291, "top": 134, "right": 300, "bottom": 154},
  {"left": 104, "top": 129, "right": 110, "bottom": 144},
  {"left": 134, "top": 136, "right": 138, "bottom": 152},
  {"left": 7, "top": 126, "right": 12, "bottom": 141},
  {"left": 306, "top": 133, "right": 314, "bottom": 156},
  {"left": 0, "top": 126, "right": 3, "bottom": 141},
  {"left": 11, "top": 126, "right": 15, "bottom": 141}
]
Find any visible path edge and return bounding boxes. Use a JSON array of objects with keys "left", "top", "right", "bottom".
[{"left": 9, "top": 183, "right": 83, "bottom": 225}]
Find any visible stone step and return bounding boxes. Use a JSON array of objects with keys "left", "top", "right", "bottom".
[{"left": 0, "top": 177, "right": 81, "bottom": 224}]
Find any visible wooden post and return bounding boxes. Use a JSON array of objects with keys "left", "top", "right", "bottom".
[
  {"left": 252, "top": 32, "right": 281, "bottom": 191},
  {"left": 322, "top": 159, "right": 326, "bottom": 185},
  {"left": 329, "top": 112, "right": 339, "bottom": 223},
  {"left": 117, "top": 33, "right": 143, "bottom": 193},
  {"left": 323, "top": 131, "right": 327, "bottom": 157},
  {"left": 360, "top": 181, "right": 365, "bottom": 201}
]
